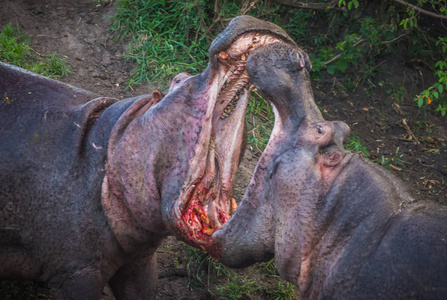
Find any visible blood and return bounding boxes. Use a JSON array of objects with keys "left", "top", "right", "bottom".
[
  {"left": 178, "top": 182, "right": 233, "bottom": 250},
  {"left": 179, "top": 183, "right": 217, "bottom": 245},
  {"left": 217, "top": 208, "right": 230, "bottom": 224}
]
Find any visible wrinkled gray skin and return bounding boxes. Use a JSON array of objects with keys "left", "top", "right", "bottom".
[
  {"left": 0, "top": 16, "right": 297, "bottom": 300},
  {"left": 211, "top": 43, "right": 447, "bottom": 299}
]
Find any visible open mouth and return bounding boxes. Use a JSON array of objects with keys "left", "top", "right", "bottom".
[{"left": 173, "top": 26, "right": 292, "bottom": 250}]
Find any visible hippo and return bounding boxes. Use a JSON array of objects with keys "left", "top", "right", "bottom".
[
  {"left": 0, "top": 16, "right": 298, "bottom": 299},
  {"left": 207, "top": 42, "right": 447, "bottom": 299}
]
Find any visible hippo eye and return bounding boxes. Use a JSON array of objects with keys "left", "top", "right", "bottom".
[
  {"left": 316, "top": 125, "right": 324, "bottom": 135},
  {"left": 175, "top": 79, "right": 181, "bottom": 83}
]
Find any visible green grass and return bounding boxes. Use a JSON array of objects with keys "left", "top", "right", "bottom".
[
  {"left": 265, "top": 281, "right": 299, "bottom": 300},
  {"left": 182, "top": 246, "right": 299, "bottom": 299},
  {"left": 0, "top": 22, "right": 71, "bottom": 78},
  {"left": 183, "top": 245, "right": 230, "bottom": 290},
  {"left": 110, "top": 0, "right": 214, "bottom": 87},
  {"left": 215, "top": 270, "right": 261, "bottom": 300},
  {"left": 246, "top": 92, "right": 275, "bottom": 152}
]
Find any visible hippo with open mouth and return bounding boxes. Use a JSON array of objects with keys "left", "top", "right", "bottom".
[
  {"left": 207, "top": 42, "right": 447, "bottom": 299},
  {"left": 0, "top": 16, "right": 297, "bottom": 299}
]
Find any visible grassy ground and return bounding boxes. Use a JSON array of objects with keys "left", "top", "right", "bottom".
[{"left": 0, "top": 22, "right": 71, "bottom": 78}]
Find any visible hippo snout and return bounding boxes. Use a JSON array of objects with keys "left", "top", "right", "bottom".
[{"left": 333, "top": 120, "right": 350, "bottom": 147}]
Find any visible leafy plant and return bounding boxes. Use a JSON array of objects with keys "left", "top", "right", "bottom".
[
  {"left": 172, "top": 257, "right": 180, "bottom": 268},
  {"left": 338, "top": 0, "right": 360, "bottom": 10},
  {"left": 381, "top": 147, "right": 405, "bottom": 170},
  {"left": 386, "top": 83, "right": 406, "bottom": 103},
  {"left": 340, "top": 0, "right": 447, "bottom": 116},
  {"left": 414, "top": 37, "right": 447, "bottom": 116},
  {"left": 345, "top": 133, "right": 370, "bottom": 157},
  {"left": 311, "top": 16, "right": 399, "bottom": 84}
]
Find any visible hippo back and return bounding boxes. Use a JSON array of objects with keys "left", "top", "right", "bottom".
[{"left": 0, "top": 62, "right": 123, "bottom": 280}]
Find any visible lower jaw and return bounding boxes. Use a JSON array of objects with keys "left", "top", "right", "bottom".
[
  {"left": 175, "top": 177, "right": 217, "bottom": 249},
  {"left": 176, "top": 177, "right": 238, "bottom": 249}
]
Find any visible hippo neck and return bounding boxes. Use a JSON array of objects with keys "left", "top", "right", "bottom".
[
  {"left": 101, "top": 95, "right": 167, "bottom": 253},
  {"left": 300, "top": 154, "right": 412, "bottom": 298}
]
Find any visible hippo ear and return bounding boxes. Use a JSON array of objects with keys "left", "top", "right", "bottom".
[
  {"left": 323, "top": 150, "right": 343, "bottom": 167},
  {"left": 151, "top": 90, "right": 164, "bottom": 104},
  {"left": 320, "top": 121, "right": 350, "bottom": 168}
]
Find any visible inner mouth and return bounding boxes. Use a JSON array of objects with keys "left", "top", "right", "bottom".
[
  {"left": 214, "top": 32, "right": 283, "bottom": 122},
  {"left": 177, "top": 31, "right": 286, "bottom": 249}
]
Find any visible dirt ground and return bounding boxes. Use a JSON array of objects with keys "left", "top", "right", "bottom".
[{"left": 0, "top": 0, "right": 446, "bottom": 299}]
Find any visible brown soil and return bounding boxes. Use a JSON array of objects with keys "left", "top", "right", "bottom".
[{"left": 0, "top": 0, "right": 445, "bottom": 299}]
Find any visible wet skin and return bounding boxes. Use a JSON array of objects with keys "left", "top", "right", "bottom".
[
  {"left": 208, "top": 43, "right": 447, "bottom": 299},
  {"left": 0, "top": 16, "right": 297, "bottom": 299}
]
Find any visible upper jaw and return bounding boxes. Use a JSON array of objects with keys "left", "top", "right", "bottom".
[{"left": 209, "top": 15, "right": 297, "bottom": 63}]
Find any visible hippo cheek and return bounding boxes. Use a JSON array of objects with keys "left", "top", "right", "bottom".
[{"left": 169, "top": 17, "right": 297, "bottom": 251}]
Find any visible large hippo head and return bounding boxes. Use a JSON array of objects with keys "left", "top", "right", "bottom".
[
  {"left": 102, "top": 16, "right": 301, "bottom": 252},
  {"left": 207, "top": 42, "right": 447, "bottom": 300},
  {"left": 207, "top": 42, "right": 351, "bottom": 272}
]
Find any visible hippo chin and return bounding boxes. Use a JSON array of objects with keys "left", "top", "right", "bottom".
[
  {"left": 0, "top": 16, "right": 297, "bottom": 299},
  {"left": 208, "top": 43, "right": 447, "bottom": 299}
]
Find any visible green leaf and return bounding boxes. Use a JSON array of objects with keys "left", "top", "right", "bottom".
[
  {"left": 327, "top": 64, "right": 337, "bottom": 75},
  {"left": 335, "top": 59, "right": 348, "bottom": 72},
  {"left": 418, "top": 97, "right": 424, "bottom": 108}
]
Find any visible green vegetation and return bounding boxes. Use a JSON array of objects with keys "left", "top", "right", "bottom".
[
  {"left": 338, "top": 0, "right": 447, "bottom": 114},
  {"left": 183, "top": 245, "right": 229, "bottom": 290},
  {"left": 381, "top": 147, "right": 406, "bottom": 171},
  {"left": 215, "top": 271, "right": 260, "bottom": 300},
  {"left": 0, "top": 22, "right": 71, "bottom": 78},
  {"left": 415, "top": 36, "right": 447, "bottom": 116},
  {"left": 265, "top": 281, "right": 298, "bottom": 300},
  {"left": 345, "top": 133, "right": 370, "bottom": 157},
  {"left": 182, "top": 245, "right": 299, "bottom": 299},
  {"left": 109, "top": 0, "right": 446, "bottom": 151}
]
